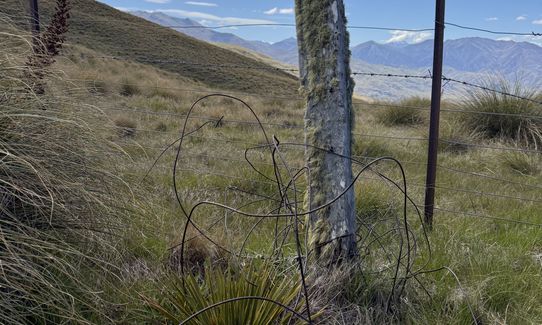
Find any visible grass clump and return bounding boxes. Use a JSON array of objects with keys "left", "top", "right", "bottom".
[
  {"left": 352, "top": 138, "right": 394, "bottom": 159},
  {"left": 144, "top": 264, "right": 306, "bottom": 324},
  {"left": 1, "top": 27, "right": 123, "bottom": 324},
  {"left": 119, "top": 78, "right": 141, "bottom": 96},
  {"left": 501, "top": 151, "right": 540, "bottom": 176},
  {"left": 355, "top": 182, "right": 395, "bottom": 221},
  {"left": 114, "top": 116, "right": 137, "bottom": 137},
  {"left": 439, "top": 119, "right": 479, "bottom": 154},
  {"left": 87, "top": 79, "right": 108, "bottom": 94},
  {"left": 376, "top": 97, "right": 428, "bottom": 126},
  {"left": 460, "top": 78, "right": 542, "bottom": 148}
]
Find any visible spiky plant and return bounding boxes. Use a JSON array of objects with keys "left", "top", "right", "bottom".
[{"left": 144, "top": 264, "right": 310, "bottom": 324}]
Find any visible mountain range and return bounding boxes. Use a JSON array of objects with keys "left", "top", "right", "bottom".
[
  {"left": 130, "top": 11, "right": 299, "bottom": 65},
  {"left": 132, "top": 11, "right": 542, "bottom": 99}
]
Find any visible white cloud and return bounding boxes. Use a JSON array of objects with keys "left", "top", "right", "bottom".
[
  {"left": 114, "top": 6, "right": 137, "bottom": 12},
  {"left": 264, "top": 7, "right": 294, "bottom": 15},
  {"left": 144, "top": 0, "right": 171, "bottom": 3},
  {"left": 155, "top": 9, "right": 276, "bottom": 25},
  {"left": 533, "top": 19, "right": 542, "bottom": 25},
  {"left": 185, "top": 1, "right": 218, "bottom": 7},
  {"left": 516, "top": 15, "right": 527, "bottom": 21},
  {"left": 384, "top": 30, "right": 432, "bottom": 44},
  {"left": 485, "top": 17, "right": 498, "bottom": 21}
]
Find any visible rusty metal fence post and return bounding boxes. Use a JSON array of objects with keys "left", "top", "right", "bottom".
[{"left": 424, "top": 0, "right": 446, "bottom": 229}]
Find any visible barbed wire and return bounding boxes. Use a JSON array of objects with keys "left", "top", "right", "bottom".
[
  {"left": 98, "top": 105, "right": 542, "bottom": 154},
  {"left": 64, "top": 76, "right": 542, "bottom": 120},
  {"left": 10, "top": 10, "right": 542, "bottom": 37},
  {"left": 109, "top": 126, "right": 542, "bottom": 206},
  {"left": 117, "top": 144, "right": 542, "bottom": 227},
  {"left": 442, "top": 76, "right": 542, "bottom": 105},
  {"left": 444, "top": 21, "right": 542, "bottom": 37},
  {"left": 164, "top": 20, "right": 542, "bottom": 37},
  {"left": 171, "top": 23, "right": 435, "bottom": 32},
  {"left": 87, "top": 55, "right": 542, "bottom": 105}
]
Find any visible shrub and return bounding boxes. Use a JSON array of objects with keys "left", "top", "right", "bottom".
[
  {"left": 459, "top": 78, "right": 542, "bottom": 148},
  {"left": 114, "top": 116, "right": 137, "bottom": 137},
  {"left": 439, "top": 119, "right": 479, "bottom": 154},
  {"left": 376, "top": 97, "right": 428, "bottom": 126},
  {"left": 87, "top": 79, "right": 108, "bottom": 94},
  {"left": 119, "top": 79, "right": 141, "bottom": 96},
  {"left": 501, "top": 151, "right": 540, "bottom": 176}
]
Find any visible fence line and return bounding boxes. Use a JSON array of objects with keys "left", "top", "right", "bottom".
[
  {"left": 81, "top": 55, "right": 542, "bottom": 106},
  {"left": 109, "top": 128, "right": 542, "bottom": 206},
  {"left": 117, "top": 141, "right": 542, "bottom": 226},
  {"left": 62, "top": 76, "right": 542, "bottom": 120},
  {"left": 99, "top": 123, "right": 542, "bottom": 195},
  {"left": 443, "top": 21, "right": 542, "bottom": 37},
  {"left": 97, "top": 104, "right": 542, "bottom": 154},
  {"left": 42, "top": 11, "right": 542, "bottom": 228},
  {"left": 433, "top": 208, "right": 542, "bottom": 227}
]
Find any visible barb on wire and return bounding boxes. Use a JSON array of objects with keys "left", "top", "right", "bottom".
[{"left": 352, "top": 72, "right": 432, "bottom": 80}]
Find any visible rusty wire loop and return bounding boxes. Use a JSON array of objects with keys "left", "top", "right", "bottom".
[{"left": 140, "top": 93, "right": 455, "bottom": 324}]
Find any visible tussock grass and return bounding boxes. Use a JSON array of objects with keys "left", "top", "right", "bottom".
[
  {"left": 460, "top": 78, "right": 542, "bottom": 148},
  {"left": 439, "top": 119, "right": 479, "bottom": 154},
  {"left": 376, "top": 97, "right": 428, "bottom": 126},
  {"left": 119, "top": 78, "right": 141, "bottom": 97},
  {"left": 114, "top": 116, "right": 137, "bottom": 137},
  {"left": 501, "top": 151, "right": 540, "bottom": 176},
  {"left": 0, "top": 24, "right": 124, "bottom": 324},
  {"left": 353, "top": 138, "right": 394, "bottom": 159},
  {"left": 4, "top": 9, "right": 542, "bottom": 323}
]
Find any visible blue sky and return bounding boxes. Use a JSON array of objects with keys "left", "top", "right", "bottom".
[{"left": 99, "top": 0, "right": 542, "bottom": 45}]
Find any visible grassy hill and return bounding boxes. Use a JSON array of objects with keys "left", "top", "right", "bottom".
[{"left": 1, "top": 0, "right": 298, "bottom": 96}]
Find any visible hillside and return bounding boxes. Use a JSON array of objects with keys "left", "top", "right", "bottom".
[
  {"left": 131, "top": 11, "right": 300, "bottom": 66},
  {"left": 1, "top": 0, "right": 298, "bottom": 96}
]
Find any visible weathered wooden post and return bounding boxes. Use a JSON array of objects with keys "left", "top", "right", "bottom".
[{"left": 294, "top": 0, "right": 357, "bottom": 263}]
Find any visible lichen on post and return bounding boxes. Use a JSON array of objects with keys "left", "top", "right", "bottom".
[{"left": 294, "top": 0, "right": 357, "bottom": 264}]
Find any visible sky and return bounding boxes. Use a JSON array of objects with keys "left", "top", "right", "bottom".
[{"left": 98, "top": 0, "right": 542, "bottom": 46}]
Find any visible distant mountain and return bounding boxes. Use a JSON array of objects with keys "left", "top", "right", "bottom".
[
  {"left": 130, "top": 11, "right": 293, "bottom": 62},
  {"left": 351, "top": 37, "right": 542, "bottom": 84}
]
